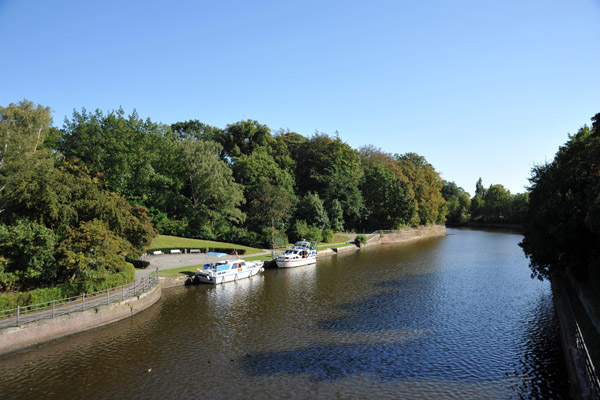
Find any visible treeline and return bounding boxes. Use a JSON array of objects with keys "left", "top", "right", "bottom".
[
  {"left": 55, "top": 108, "right": 447, "bottom": 245},
  {"left": 3, "top": 99, "right": 533, "bottom": 292},
  {"left": 442, "top": 178, "right": 529, "bottom": 225},
  {"left": 520, "top": 112, "right": 600, "bottom": 281}
]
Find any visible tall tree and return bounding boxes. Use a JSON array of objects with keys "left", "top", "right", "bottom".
[
  {"left": 0, "top": 99, "right": 53, "bottom": 214},
  {"left": 362, "top": 165, "right": 415, "bottom": 230},
  {"left": 296, "top": 134, "right": 364, "bottom": 229},
  {"left": 232, "top": 147, "right": 295, "bottom": 232},
  {"left": 521, "top": 113, "right": 600, "bottom": 280},
  {"left": 59, "top": 108, "right": 180, "bottom": 210},
  {"left": 221, "top": 120, "right": 275, "bottom": 159},
  {"left": 396, "top": 153, "right": 446, "bottom": 225},
  {"left": 442, "top": 181, "right": 471, "bottom": 224},
  {"left": 295, "top": 192, "right": 330, "bottom": 230},
  {"left": 179, "top": 138, "right": 245, "bottom": 226}
]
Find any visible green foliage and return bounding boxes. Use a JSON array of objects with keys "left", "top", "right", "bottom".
[
  {"left": 321, "top": 228, "right": 334, "bottom": 243},
  {"left": 57, "top": 219, "right": 131, "bottom": 282},
  {"left": 521, "top": 113, "right": 600, "bottom": 280},
  {"left": 59, "top": 108, "right": 184, "bottom": 216},
  {"left": 296, "top": 134, "right": 364, "bottom": 229},
  {"left": 0, "top": 221, "right": 57, "bottom": 291},
  {"left": 179, "top": 138, "right": 245, "bottom": 225},
  {"left": 327, "top": 199, "right": 345, "bottom": 232},
  {"left": 288, "top": 220, "right": 322, "bottom": 243},
  {"left": 442, "top": 181, "right": 471, "bottom": 224},
  {"left": 233, "top": 147, "right": 295, "bottom": 231},
  {"left": 396, "top": 153, "right": 446, "bottom": 225},
  {"left": 127, "top": 258, "right": 150, "bottom": 269},
  {"left": 361, "top": 165, "right": 415, "bottom": 230},
  {"left": 467, "top": 178, "right": 528, "bottom": 225},
  {"left": 0, "top": 263, "right": 135, "bottom": 311},
  {"left": 355, "top": 234, "right": 367, "bottom": 247},
  {"left": 221, "top": 120, "right": 275, "bottom": 158},
  {"left": 295, "top": 192, "right": 330, "bottom": 229}
]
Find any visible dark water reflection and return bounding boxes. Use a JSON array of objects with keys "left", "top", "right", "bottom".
[{"left": 0, "top": 229, "right": 569, "bottom": 399}]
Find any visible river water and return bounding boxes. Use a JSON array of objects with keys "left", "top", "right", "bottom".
[{"left": 0, "top": 228, "right": 569, "bottom": 399}]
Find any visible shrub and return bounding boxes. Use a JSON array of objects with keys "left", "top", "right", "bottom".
[
  {"left": 355, "top": 234, "right": 367, "bottom": 247},
  {"left": 126, "top": 257, "right": 150, "bottom": 269},
  {"left": 321, "top": 229, "right": 334, "bottom": 243},
  {"left": 0, "top": 263, "right": 135, "bottom": 312}
]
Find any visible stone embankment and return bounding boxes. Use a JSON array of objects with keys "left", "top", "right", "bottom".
[
  {"left": 0, "top": 283, "right": 161, "bottom": 356},
  {"left": 321, "top": 225, "right": 446, "bottom": 257}
]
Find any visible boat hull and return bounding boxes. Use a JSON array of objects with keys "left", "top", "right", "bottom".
[
  {"left": 195, "top": 263, "right": 263, "bottom": 284},
  {"left": 275, "top": 257, "right": 316, "bottom": 268}
]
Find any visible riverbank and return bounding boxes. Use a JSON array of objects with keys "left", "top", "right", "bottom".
[
  {"left": 0, "top": 281, "right": 161, "bottom": 357},
  {"left": 552, "top": 274, "right": 600, "bottom": 399}
]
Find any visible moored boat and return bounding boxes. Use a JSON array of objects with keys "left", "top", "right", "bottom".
[
  {"left": 192, "top": 259, "right": 264, "bottom": 284},
  {"left": 275, "top": 240, "right": 317, "bottom": 268}
]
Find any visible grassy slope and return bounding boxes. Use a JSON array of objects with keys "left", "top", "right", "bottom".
[{"left": 148, "top": 235, "right": 263, "bottom": 255}]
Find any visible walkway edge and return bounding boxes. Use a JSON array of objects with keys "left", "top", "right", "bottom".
[{"left": 0, "top": 283, "right": 162, "bottom": 357}]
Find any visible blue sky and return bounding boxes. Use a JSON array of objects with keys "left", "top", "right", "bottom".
[{"left": 2, "top": 0, "right": 599, "bottom": 195}]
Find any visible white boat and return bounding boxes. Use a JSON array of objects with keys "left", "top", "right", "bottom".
[
  {"left": 194, "top": 259, "right": 264, "bottom": 284},
  {"left": 275, "top": 240, "right": 317, "bottom": 268}
]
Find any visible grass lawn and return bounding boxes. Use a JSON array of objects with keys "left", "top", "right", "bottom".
[
  {"left": 159, "top": 265, "right": 201, "bottom": 278},
  {"left": 148, "top": 235, "right": 263, "bottom": 255},
  {"left": 331, "top": 233, "right": 351, "bottom": 243},
  {"left": 316, "top": 242, "right": 354, "bottom": 251}
]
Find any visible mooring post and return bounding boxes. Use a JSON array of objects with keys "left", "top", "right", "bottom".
[
  {"left": 16, "top": 305, "right": 19, "bottom": 326},
  {"left": 106, "top": 288, "right": 109, "bottom": 305},
  {"left": 52, "top": 300, "right": 55, "bottom": 318},
  {"left": 83, "top": 293, "right": 86, "bottom": 310}
]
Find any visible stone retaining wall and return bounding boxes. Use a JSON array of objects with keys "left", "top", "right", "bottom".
[
  {"left": 0, "top": 283, "right": 162, "bottom": 356},
  {"left": 379, "top": 225, "right": 446, "bottom": 244}
]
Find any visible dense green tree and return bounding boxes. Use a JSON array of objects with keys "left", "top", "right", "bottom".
[
  {"left": 327, "top": 199, "right": 345, "bottom": 232},
  {"left": 0, "top": 100, "right": 53, "bottom": 214},
  {"left": 509, "top": 192, "right": 529, "bottom": 224},
  {"left": 288, "top": 220, "right": 322, "bottom": 243},
  {"left": 171, "top": 120, "right": 223, "bottom": 143},
  {"left": 295, "top": 192, "right": 330, "bottom": 230},
  {"left": 59, "top": 108, "right": 180, "bottom": 211},
  {"left": 396, "top": 153, "right": 446, "bottom": 225},
  {"left": 276, "top": 129, "right": 309, "bottom": 167},
  {"left": 442, "top": 181, "right": 471, "bottom": 224},
  {"left": 179, "top": 138, "right": 245, "bottom": 226},
  {"left": 232, "top": 147, "right": 295, "bottom": 233},
  {"left": 221, "top": 120, "right": 275, "bottom": 159},
  {"left": 362, "top": 165, "right": 415, "bottom": 230},
  {"left": 0, "top": 220, "right": 57, "bottom": 290},
  {"left": 521, "top": 113, "right": 600, "bottom": 280},
  {"left": 296, "top": 134, "right": 364, "bottom": 229},
  {"left": 56, "top": 219, "right": 131, "bottom": 282},
  {"left": 482, "top": 184, "right": 512, "bottom": 223}
]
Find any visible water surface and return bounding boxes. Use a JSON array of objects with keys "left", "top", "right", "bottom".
[{"left": 0, "top": 229, "right": 569, "bottom": 399}]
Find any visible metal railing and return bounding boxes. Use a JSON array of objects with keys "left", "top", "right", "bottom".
[
  {"left": 0, "top": 269, "right": 159, "bottom": 329},
  {"left": 574, "top": 310, "right": 600, "bottom": 400},
  {"left": 556, "top": 279, "right": 600, "bottom": 400}
]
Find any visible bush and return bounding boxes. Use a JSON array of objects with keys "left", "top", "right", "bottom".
[
  {"left": 0, "top": 263, "right": 135, "bottom": 312},
  {"left": 321, "top": 229, "right": 334, "bottom": 243},
  {"left": 126, "top": 257, "right": 150, "bottom": 269},
  {"left": 355, "top": 234, "right": 367, "bottom": 247}
]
